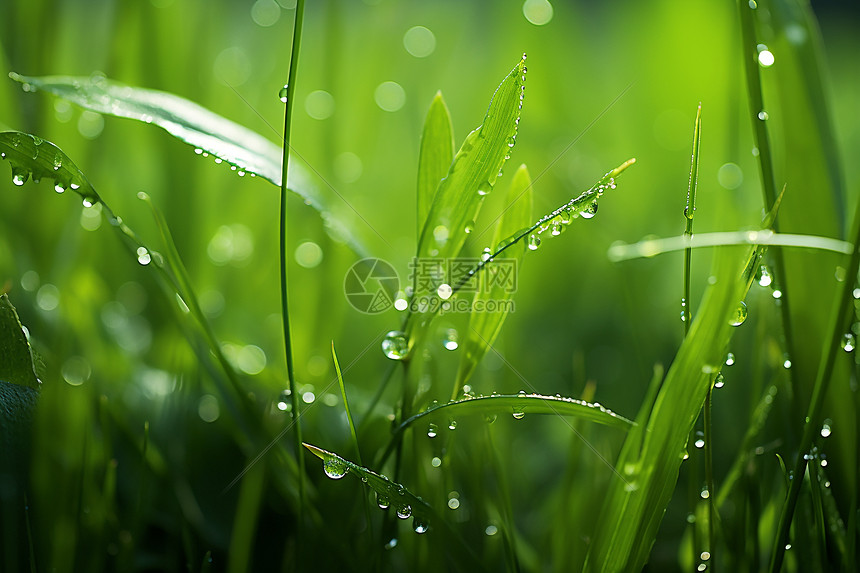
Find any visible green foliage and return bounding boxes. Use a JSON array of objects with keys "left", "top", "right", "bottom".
[{"left": 1, "top": 1, "right": 857, "bottom": 572}]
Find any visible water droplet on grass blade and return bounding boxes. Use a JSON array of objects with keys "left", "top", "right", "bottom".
[
  {"left": 377, "top": 493, "right": 390, "bottom": 509},
  {"left": 714, "top": 373, "right": 725, "bottom": 389},
  {"left": 757, "top": 110, "right": 769, "bottom": 121},
  {"left": 279, "top": 85, "right": 288, "bottom": 103},
  {"left": 820, "top": 422, "right": 832, "bottom": 438},
  {"left": 396, "top": 505, "right": 412, "bottom": 519},
  {"left": 442, "top": 328, "right": 458, "bottom": 350},
  {"left": 54, "top": 183, "right": 65, "bottom": 193},
  {"left": 136, "top": 247, "right": 152, "bottom": 265},
  {"left": 729, "top": 301, "right": 748, "bottom": 326},
  {"left": 581, "top": 202, "right": 598, "bottom": 219},
  {"left": 512, "top": 406, "right": 525, "bottom": 420},
  {"left": 11, "top": 167, "right": 28, "bottom": 186},
  {"left": 413, "top": 517, "right": 429, "bottom": 534},
  {"left": 382, "top": 331, "right": 409, "bottom": 360},
  {"left": 447, "top": 419, "right": 457, "bottom": 430},
  {"left": 323, "top": 456, "right": 348, "bottom": 479},
  {"left": 842, "top": 333, "right": 855, "bottom": 352},
  {"left": 725, "top": 352, "right": 735, "bottom": 366},
  {"left": 527, "top": 234, "right": 540, "bottom": 251},
  {"left": 427, "top": 423, "right": 438, "bottom": 438}
]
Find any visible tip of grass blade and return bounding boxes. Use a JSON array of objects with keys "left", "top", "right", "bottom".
[
  {"left": 302, "top": 443, "right": 326, "bottom": 460},
  {"left": 609, "top": 157, "right": 636, "bottom": 178}
]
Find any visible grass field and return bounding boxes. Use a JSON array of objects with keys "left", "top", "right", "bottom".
[{"left": 1, "top": 1, "right": 859, "bottom": 571}]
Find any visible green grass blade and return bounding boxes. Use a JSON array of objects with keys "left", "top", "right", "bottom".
[
  {"left": 416, "top": 55, "right": 526, "bottom": 265},
  {"left": 0, "top": 293, "right": 40, "bottom": 390},
  {"left": 417, "top": 91, "right": 454, "bottom": 243},
  {"left": 8, "top": 72, "right": 367, "bottom": 256},
  {"left": 397, "top": 393, "right": 634, "bottom": 434},
  {"left": 302, "top": 442, "right": 489, "bottom": 573},
  {"left": 0, "top": 131, "right": 100, "bottom": 207},
  {"left": 227, "top": 463, "right": 265, "bottom": 573},
  {"left": 332, "top": 341, "right": 362, "bottom": 466},
  {"left": 453, "top": 164, "right": 533, "bottom": 397},
  {"left": 585, "top": 248, "right": 748, "bottom": 572}
]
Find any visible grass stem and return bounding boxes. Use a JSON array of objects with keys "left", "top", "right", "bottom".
[{"left": 280, "top": 0, "right": 306, "bottom": 534}]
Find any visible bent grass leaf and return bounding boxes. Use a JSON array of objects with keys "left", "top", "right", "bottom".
[
  {"left": 0, "top": 131, "right": 100, "bottom": 206},
  {"left": 9, "top": 73, "right": 367, "bottom": 256},
  {"left": 417, "top": 91, "right": 454, "bottom": 242},
  {"left": 399, "top": 392, "right": 634, "bottom": 433},
  {"left": 454, "top": 164, "right": 532, "bottom": 395},
  {"left": 416, "top": 55, "right": 526, "bottom": 265}
]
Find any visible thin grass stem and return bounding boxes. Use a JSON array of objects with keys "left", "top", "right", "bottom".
[{"left": 280, "top": 0, "right": 306, "bottom": 535}]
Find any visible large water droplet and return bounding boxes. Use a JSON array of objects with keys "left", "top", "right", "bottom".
[
  {"left": 447, "top": 419, "right": 457, "bottom": 431},
  {"left": 137, "top": 246, "right": 152, "bottom": 266},
  {"left": 725, "top": 352, "right": 735, "bottom": 366},
  {"left": 382, "top": 331, "right": 409, "bottom": 360},
  {"left": 413, "top": 517, "right": 429, "bottom": 534},
  {"left": 11, "top": 167, "right": 28, "bottom": 186},
  {"left": 729, "top": 301, "right": 748, "bottom": 326},
  {"left": 714, "top": 373, "right": 725, "bottom": 389},
  {"left": 54, "top": 183, "right": 66, "bottom": 194},
  {"left": 279, "top": 84, "right": 289, "bottom": 103},
  {"left": 757, "top": 110, "right": 769, "bottom": 121},
  {"left": 377, "top": 493, "right": 390, "bottom": 509},
  {"left": 427, "top": 423, "right": 438, "bottom": 438},
  {"left": 464, "top": 221, "right": 474, "bottom": 234},
  {"left": 842, "top": 333, "right": 855, "bottom": 352},
  {"left": 323, "top": 456, "right": 348, "bottom": 479},
  {"left": 442, "top": 328, "right": 458, "bottom": 351},
  {"left": 396, "top": 504, "right": 412, "bottom": 519},
  {"left": 581, "top": 201, "right": 598, "bottom": 219},
  {"left": 527, "top": 234, "right": 540, "bottom": 251},
  {"left": 512, "top": 406, "right": 525, "bottom": 420}
]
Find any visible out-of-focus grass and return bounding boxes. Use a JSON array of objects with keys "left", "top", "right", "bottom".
[{"left": 1, "top": 1, "right": 858, "bottom": 571}]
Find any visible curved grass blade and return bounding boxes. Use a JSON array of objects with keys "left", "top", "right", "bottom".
[
  {"left": 302, "top": 442, "right": 488, "bottom": 572},
  {"left": 0, "top": 131, "right": 100, "bottom": 206},
  {"left": 0, "top": 293, "right": 40, "bottom": 390},
  {"left": 416, "top": 55, "right": 527, "bottom": 266},
  {"left": 8, "top": 73, "right": 367, "bottom": 256},
  {"left": 453, "top": 164, "right": 533, "bottom": 397},
  {"left": 417, "top": 92, "right": 454, "bottom": 243},
  {"left": 398, "top": 393, "right": 634, "bottom": 434}
]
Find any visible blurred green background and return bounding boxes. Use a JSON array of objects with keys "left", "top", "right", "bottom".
[{"left": 1, "top": 0, "right": 858, "bottom": 571}]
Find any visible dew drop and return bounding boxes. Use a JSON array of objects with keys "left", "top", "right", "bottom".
[
  {"left": 11, "top": 168, "right": 28, "bottom": 186},
  {"left": 725, "top": 352, "right": 735, "bottom": 366},
  {"left": 512, "top": 406, "right": 525, "bottom": 420},
  {"left": 447, "top": 419, "right": 457, "bottom": 431},
  {"left": 442, "top": 328, "right": 458, "bottom": 351},
  {"left": 82, "top": 197, "right": 96, "bottom": 208},
  {"left": 820, "top": 421, "right": 832, "bottom": 438},
  {"left": 382, "top": 330, "right": 409, "bottom": 360},
  {"left": 430, "top": 456, "right": 442, "bottom": 467},
  {"left": 757, "top": 110, "right": 769, "bottom": 121},
  {"left": 841, "top": 333, "right": 855, "bottom": 352},
  {"left": 279, "top": 84, "right": 288, "bottom": 103},
  {"left": 52, "top": 155, "right": 62, "bottom": 171},
  {"left": 758, "top": 265, "right": 772, "bottom": 287},
  {"left": 729, "top": 301, "right": 748, "bottom": 326},
  {"left": 396, "top": 505, "right": 412, "bottom": 519},
  {"left": 427, "top": 423, "right": 438, "bottom": 438},
  {"left": 323, "top": 456, "right": 348, "bottom": 479},
  {"left": 384, "top": 538, "right": 397, "bottom": 550},
  {"left": 783, "top": 355, "right": 792, "bottom": 369},
  {"left": 481, "top": 247, "right": 492, "bottom": 262},
  {"left": 527, "top": 234, "right": 540, "bottom": 251},
  {"left": 700, "top": 487, "right": 710, "bottom": 499},
  {"left": 136, "top": 246, "right": 152, "bottom": 265},
  {"left": 413, "top": 517, "right": 429, "bottom": 534},
  {"left": 581, "top": 201, "right": 598, "bottom": 219},
  {"left": 714, "top": 373, "right": 725, "bottom": 389},
  {"left": 437, "top": 283, "right": 453, "bottom": 300},
  {"left": 377, "top": 493, "right": 390, "bottom": 509},
  {"left": 54, "top": 183, "right": 66, "bottom": 194},
  {"left": 695, "top": 438, "right": 705, "bottom": 449}
]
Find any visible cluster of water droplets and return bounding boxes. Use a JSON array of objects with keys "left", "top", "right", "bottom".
[{"left": 3, "top": 133, "right": 93, "bottom": 205}]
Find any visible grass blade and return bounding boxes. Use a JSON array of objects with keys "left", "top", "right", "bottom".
[
  {"left": 415, "top": 55, "right": 526, "bottom": 266},
  {"left": 453, "top": 164, "right": 533, "bottom": 397},
  {"left": 417, "top": 92, "right": 454, "bottom": 242},
  {"left": 398, "top": 393, "right": 634, "bottom": 433},
  {"left": 8, "top": 72, "right": 367, "bottom": 256},
  {"left": 586, "top": 248, "right": 748, "bottom": 572}
]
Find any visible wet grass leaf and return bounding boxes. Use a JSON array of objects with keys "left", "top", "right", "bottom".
[{"left": 417, "top": 91, "right": 454, "bottom": 242}]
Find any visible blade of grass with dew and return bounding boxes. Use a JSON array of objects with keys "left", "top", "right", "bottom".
[
  {"left": 0, "top": 131, "right": 305, "bottom": 505},
  {"left": 452, "top": 163, "right": 533, "bottom": 398},
  {"left": 7, "top": 72, "right": 367, "bottom": 256},
  {"left": 398, "top": 393, "right": 634, "bottom": 434},
  {"left": 302, "top": 443, "right": 489, "bottom": 573},
  {"left": 410, "top": 55, "right": 527, "bottom": 318},
  {"left": 417, "top": 91, "right": 454, "bottom": 243},
  {"left": 740, "top": 2, "right": 855, "bottom": 566},
  {"left": 681, "top": 103, "right": 705, "bottom": 569},
  {"left": 584, "top": 247, "right": 749, "bottom": 572}
]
